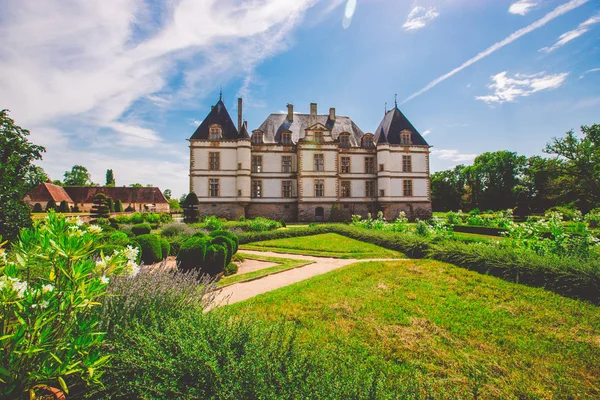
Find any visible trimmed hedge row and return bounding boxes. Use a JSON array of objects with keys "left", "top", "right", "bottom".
[
  {"left": 452, "top": 225, "right": 507, "bottom": 236},
  {"left": 238, "top": 225, "right": 600, "bottom": 304}
]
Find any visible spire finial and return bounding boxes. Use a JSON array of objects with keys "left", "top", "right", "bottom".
[
  {"left": 219, "top": 86, "right": 223, "bottom": 101},
  {"left": 384, "top": 102, "right": 387, "bottom": 115},
  {"left": 394, "top": 94, "right": 397, "bottom": 108}
]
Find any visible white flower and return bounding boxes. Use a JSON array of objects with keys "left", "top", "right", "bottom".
[
  {"left": 96, "top": 260, "right": 106, "bottom": 269},
  {"left": 41, "top": 284, "right": 54, "bottom": 293},
  {"left": 39, "top": 300, "right": 49, "bottom": 309},
  {"left": 100, "top": 276, "right": 110, "bottom": 284},
  {"left": 13, "top": 281, "right": 28, "bottom": 298},
  {"left": 123, "top": 245, "right": 139, "bottom": 262},
  {"left": 88, "top": 225, "right": 103, "bottom": 234},
  {"left": 127, "top": 261, "right": 140, "bottom": 277}
]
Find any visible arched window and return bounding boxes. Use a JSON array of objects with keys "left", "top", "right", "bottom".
[
  {"left": 339, "top": 133, "right": 351, "bottom": 148},
  {"left": 400, "top": 130, "right": 412, "bottom": 145},
  {"left": 209, "top": 124, "right": 222, "bottom": 140},
  {"left": 252, "top": 132, "right": 263, "bottom": 145},
  {"left": 362, "top": 134, "right": 374, "bottom": 148}
]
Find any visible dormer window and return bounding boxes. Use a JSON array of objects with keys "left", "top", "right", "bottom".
[
  {"left": 362, "top": 135, "right": 374, "bottom": 148},
  {"left": 209, "top": 124, "right": 222, "bottom": 140},
  {"left": 400, "top": 131, "right": 412, "bottom": 145},
  {"left": 339, "top": 133, "right": 351, "bottom": 148},
  {"left": 252, "top": 132, "right": 263, "bottom": 145},
  {"left": 282, "top": 132, "right": 292, "bottom": 145},
  {"left": 314, "top": 132, "right": 323, "bottom": 143}
]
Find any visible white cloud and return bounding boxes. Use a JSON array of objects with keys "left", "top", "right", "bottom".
[
  {"left": 432, "top": 149, "right": 478, "bottom": 163},
  {"left": 343, "top": 0, "right": 357, "bottom": 29},
  {"left": 190, "top": 119, "right": 203, "bottom": 127},
  {"left": 403, "top": 6, "right": 440, "bottom": 31},
  {"left": 540, "top": 14, "right": 600, "bottom": 52},
  {"left": 580, "top": 67, "right": 600, "bottom": 78},
  {"left": 475, "top": 71, "right": 569, "bottom": 104},
  {"left": 509, "top": 1, "right": 538, "bottom": 16},
  {"left": 403, "top": 0, "right": 589, "bottom": 104},
  {"left": 422, "top": 129, "right": 432, "bottom": 136}
]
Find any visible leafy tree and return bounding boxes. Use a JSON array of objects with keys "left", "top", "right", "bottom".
[
  {"left": 52, "top": 180, "right": 63, "bottom": 186},
  {"left": 115, "top": 199, "right": 123, "bottom": 212},
  {"left": 179, "top": 193, "right": 188, "bottom": 204},
  {"left": 130, "top": 183, "right": 143, "bottom": 188},
  {"left": 515, "top": 156, "right": 562, "bottom": 215},
  {"left": 25, "top": 165, "right": 49, "bottom": 192},
  {"left": 64, "top": 165, "right": 93, "bottom": 186},
  {"left": 544, "top": 124, "right": 600, "bottom": 212},
  {"left": 46, "top": 199, "right": 57, "bottom": 211},
  {"left": 0, "top": 110, "right": 46, "bottom": 241},
  {"left": 431, "top": 166, "right": 466, "bottom": 212},
  {"left": 163, "top": 189, "right": 172, "bottom": 200},
  {"left": 90, "top": 193, "right": 110, "bottom": 221},
  {"left": 58, "top": 200, "right": 70, "bottom": 213},
  {"left": 106, "top": 169, "right": 116, "bottom": 186},
  {"left": 169, "top": 198, "right": 181, "bottom": 212}
]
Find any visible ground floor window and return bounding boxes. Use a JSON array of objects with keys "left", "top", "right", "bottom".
[
  {"left": 403, "top": 180, "right": 413, "bottom": 197},
  {"left": 209, "top": 179, "right": 219, "bottom": 197},
  {"left": 282, "top": 180, "right": 293, "bottom": 198}
]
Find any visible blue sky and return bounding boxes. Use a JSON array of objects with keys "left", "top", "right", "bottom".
[{"left": 1, "top": 0, "right": 599, "bottom": 197}]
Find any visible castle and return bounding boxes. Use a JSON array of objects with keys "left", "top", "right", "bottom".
[{"left": 188, "top": 96, "right": 431, "bottom": 222}]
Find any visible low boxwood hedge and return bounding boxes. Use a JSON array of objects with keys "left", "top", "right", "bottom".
[{"left": 132, "top": 223, "right": 152, "bottom": 236}]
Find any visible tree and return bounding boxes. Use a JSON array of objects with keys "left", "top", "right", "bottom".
[
  {"left": 114, "top": 199, "right": 123, "bottom": 212},
  {"left": 90, "top": 193, "right": 110, "bottom": 221},
  {"left": 63, "top": 165, "right": 93, "bottom": 186},
  {"left": 106, "top": 169, "right": 115, "bottom": 186},
  {"left": 46, "top": 199, "right": 57, "bottom": 212},
  {"left": 169, "top": 198, "right": 181, "bottom": 212},
  {"left": 431, "top": 165, "right": 466, "bottom": 212},
  {"left": 106, "top": 197, "right": 115, "bottom": 213},
  {"left": 0, "top": 110, "right": 46, "bottom": 241},
  {"left": 163, "top": 189, "right": 172, "bottom": 200},
  {"left": 52, "top": 180, "right": 63, "bottom": 186},
  {"left": 544, "top": 124, "right": 600, "bottom": 212},
  {"left": 25, "top": 165, "right": 49, "bottom": 192},
  {"left": 179, "top": 193, "right": 188, "bottom": 204},
  {"left": 182, "top": 192, "right": 200, "bottom": 223},
  {"left": 130, "top": 183, "right": 143, "bottom": 188}
]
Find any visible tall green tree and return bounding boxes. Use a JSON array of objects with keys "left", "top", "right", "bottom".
[
  {"left": 63, "top": 165, "right": 93, "bottom": 186},
  {"left": 163, "top": 189, "right": 172, "bottom": 200},
  {"left": 431, "top": 165, "right": 466, "bottom": 212},
  {"left": 106, "top": 169, "right": 116, "bottom": 186},
  {"left": 25, "top": 165, "right": 49, "bottom": 192},
  {"left": 0, "top": 110, "right": 46, "bottom": 241},
  {"left": 544, "top": 124, "right": 600, "bottom": 212}
]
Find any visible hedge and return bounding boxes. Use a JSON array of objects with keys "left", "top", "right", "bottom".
[
  {"left": 452, "top": 225, "right": 507, "bottom": 236},
  {"left": 205, "top": 244, "right": 227, "bottom": 276},
  {"left": 160, "top": 239, "right": 170, "bottom": 260},
  {"left": 209, "top": 230, "right": 239, "bottom": 253},
  {"left": 132, "top": 223, "right": 152, "bottom": 236},
  {"left": 211, "top": 236, "right": 235, "bottom": 266},
  {"left": 135, "top": 234, "right": 163, "bottom": 265}
]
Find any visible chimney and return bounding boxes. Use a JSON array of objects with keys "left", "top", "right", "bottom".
[
  {"left": 237, "top": 97, "right": 243, "bottom": 133},
  {"left": 310, "top": 103, "right": 317, "bottom": 125},
  {"left": 287, "top": 103, "right": 294, "bottom": 122},
  {"left": 329, "top": 107, "right": 335, "bottom": 120}
]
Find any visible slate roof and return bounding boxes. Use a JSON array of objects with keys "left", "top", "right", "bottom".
[
  {"left": 190, "top": 99, "right": 238, "bottom": 140},
  {"left": 64, "top": 187, "right": 169, "bottom": 204},
  {"left": 255, "top": 114, "right": 365, "bottom": 145},
  {"left": 25, "top": 182, "right": 74, "bottom": 204},
  {"left": 374, "top": 107, "right": 429, "bottom": 146}
]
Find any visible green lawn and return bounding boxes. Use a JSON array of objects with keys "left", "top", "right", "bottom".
[
  {"left": 218, "top": 253, "right": 313, "bottom": 287},
  {"left": 240, "top": 232, "right": 404, "bottom": 259},
  {"left": 231, "top": 259, "right": 600, "bottom": 398}
]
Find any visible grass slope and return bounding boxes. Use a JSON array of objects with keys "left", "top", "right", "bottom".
[
  {"left": 218, "top": 253, "right": 313, "bottom": 287},
  {"left": 240, "top": 232, "right": 404, "bottom": 259},
  {"left": 231, "top": 259, "right": 600, "bottom": 398}
]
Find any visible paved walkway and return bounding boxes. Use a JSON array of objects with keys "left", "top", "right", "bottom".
[{"left": 211, "top": 250, "right": 406, "bottom": 308}]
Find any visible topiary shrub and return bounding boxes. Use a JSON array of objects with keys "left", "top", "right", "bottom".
[
  {"left": 58, "top": 200, "right": 69, "bottom": 213},
  {"left": 205, "top": 244, "right": 227, "bottom": 276},
  {"left": 193, "top": 231, "right": 207, "bottom": 238},
  {"left": 132, "top": 223, "right": 152, "bottom": 236},
  {"left": 167, "top": 234, "right": 190, "bottom": 257},
  {"left": 91, "top": 193, "right": 110, "bottom": 221},
  {"left": 115, "top": 199, "right": 123, "bottom": 212},
  {"left": 110, "top": 232, "right": 130, "bottom": 246},
  {"left": 160, "top": 238, "right": 170, "bottom": 260},
  {"left": 46, "top": 199, "right": 56, "bottom": 211},
  {"left": 177, "top": 236, "right": 209, "bottom": 272},
  {"left": 135, "top": 234, "right": 162, "bottom": 265},
  {"left": 125, "top": 205, "right": 135, "bottom": 212},
  {"left": 32, "top": 203, "right": 42, "bottom": 212},
  {"left": 224, "top": 262, "right": 238, "bottom": 276},
  {"left": 209, "top": 230, "right": 239, "bottom": 253},
  {"left": 211, "top": 236, "right": 235, "bottom": 266}
]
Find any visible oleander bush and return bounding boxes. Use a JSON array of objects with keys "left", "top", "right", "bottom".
[
  {"left": 131, "top": 223, "right": 151, "bottom": 236},
  {"left": 135, "top": 234, "right": 163, "bottom": 265}
]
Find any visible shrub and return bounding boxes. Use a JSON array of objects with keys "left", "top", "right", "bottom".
[
  {"left": 246, "top": 217, "right": 281, "bottom": 232},
  {"left": 209, "top": 230, "right": 239, "bottom": 253},
  {"left": 224, "top": 262, "right": 238, "bottom": 276},
  {"left": 204, "top": 215, "right": 223, "bottom": 231},
  {"left": 205, "top": 244, "right": 227, "bottom": 276},
  {"left": 446, "top": 211, "right": 461, "bottom": 225},
  {"left": 109, "top": 231, "right": 130, "bottom": 246},
  {"left": 32, "top": 203, "right": 43, "bottom": 212},
  {"left": 548, "top": 205, "right": 582, "bottom": 221},
  {"left": 308, "top": 222, "right": 317, "bottom": 228},
  {"left": 125, "top": 205, "right": 134, "bottom": 212},
  {"left": 177, "top": 236, "right": 209, "bottom": 272},
  {"left": 58, "top": 200, "right": 69, "bottom": 213},
  {"left": 279, "top": 218, "right": 287, "bottom": 228},
  {"left": 131, "top": 223, "right": 151, "bottom": 236},
  {"left": 46, "top": 199, "right": 56, "bottom": 211},
  {"left": 182, "top": 193, "right": 200, "bottom": 223},
  {"left": 232, "top": 253, "right": 245, "bottom": 263},
  {"left": 415, "top": 220, "right": 432, "bottom": 237},
  {"left": 167, "top": 234, "right": 190, "bottom": 257},
  {"left": 90, "top": 193, "right": 110, "bottom": 221},
  {"left": 211, "top": 236, "right": 235, "bottom": 265},
  {"left": 114, "top": 199, "right": 123, "bottom": 212},
  {"left": 161, "top": 223, "right": 185, "bottom": 237},
  {"left": 468, "top": 208, "right": 481, "bottom": 215},
  {"left": 135, "top": 234, "right": 163, "bottom": 265},
  {"left": 585, "top": 211, "right": 600, "bottom": 229},
  {"left": 160, "top": 238, "right": 170, "bottom": 260},
  {"left": 239, "top": 215, "right": 246, "bottom": 221}
]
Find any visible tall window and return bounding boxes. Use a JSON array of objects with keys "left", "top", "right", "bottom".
[
  {"left": 403, "top": 180, "right": 413, "bottom": 196},
  {"left": 252, "top": 155, "right": 263, "bottom": 173},
  {"left": 282, "top": 156, "right": 292, "bottom": 173},
  {"left": 340, "top": 133, "right": 350, "bottom": 147},
  {"left": 209, "top": 125, "right": 222, "bottom": 140},
  {"left": 314, "top": 179, "right": 324, "bottom": 197},
  {"left": 209, "top": 179, "right": 219, "bottom": 197},
  {"left": 252, "top": 180, "right": 262, "bottom": 198},
  {"left": 314, "top": 131, "right": 323, "bottom": 143},
  {"left": 341, "top": 181, "right": 351, "bottom": 198},
  {"left": 282, "top": 180, "right": 292, "bottom": 198},
  {"left": 402, "top": 155, "right": 412, "bottom": 172},
  {"left": 341, "top": 156, "right": 351, "bottom": 173},
  {"left": 252, "top": 132, "right": 263, "bottom": 144},
  {"left": 401, "top": 131, "right": 411, "bottom": 145},
  {"left": 282, "top": 132, "right": 292, "bottom": 145},
  {"left": 366, "top": 181, "right": 376, "bottom": 198},
  {"left": 363, "top": 135, "right": 374, "bottom": 148},
  {"left": 209, "top": 152, "right": 220, "bottom": 171},
  {"left": 314, "top": 154, "right": 324, "bottom": 171},
  {"left": 365, "top": 157, "right": 375, "bottom": 174}
]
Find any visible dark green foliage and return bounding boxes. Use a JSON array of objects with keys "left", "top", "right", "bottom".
[
  {"left": 205, "top": 244, "right": 227, "bottom": 276},
  {"left": 46, "top": 199, "right": 56, "bottom": 211},
  {"left": 160, "top": 238, "right": 170, "bottom": 260},
  {"left": 32, "top": 203, "right": 42, "bottom": 212},
  {"left": 182, "top": 192, "right": 200, "bottom": 223},
  {"left": 72, "top": 205, "right": 80, "bottom": 212},
  {"left": 90, "top": 193, "right": 110, "bottom": 221},
  {"left": 114, "top": 199, "right": 123, "bottom": 212},
  {"left": 58, "top": 200, "right": 69, "bottom": 213},
  {"left": 167, "top": 234, "right": 190, "bottom": 257},
  {"left": 106, "top": 169, "right": 115, "bottom": 186},
  {"left": 279, "top": 218, "right": 287, "bottom": 227},
  {"left": 177, "top": 236, "right": 209, "bottom": 272},
  {"left": 131, "top": 223, "right": 151, "bottom": 236},
  {"left": 209, "top": 230, "right": 239, "bottom": 253},
  {"left": 211, "top": 236, "right": 235, "bottom": 266},
  {"left": 125, "top": 205, "right": 135, "bottom": 212},
  {"left": 106, "top": 197, "right": 115, "bottom": 213},
  {"left": 224, "top": 262, "right": 238, "bottom": 276},
  {"left": 63, "top": 165, "right": 93, "bottom": 186},
  {"left": 109, "top": 232, "right": 130, "bottom": 246},
  {"left": 135, "top": 234, "right": 163, "bottom": 265},
  {"left": 193, "top": 231, "right": 207, "bottom": 238}
]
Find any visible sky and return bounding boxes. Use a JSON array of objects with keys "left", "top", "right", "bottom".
[{"left": 1, "top": 0, "right": 599, "bottom": 197}]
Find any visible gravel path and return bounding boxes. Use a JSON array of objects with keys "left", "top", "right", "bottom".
[{"left": 211, "top": 250, "right": 407, "bottom": 308}]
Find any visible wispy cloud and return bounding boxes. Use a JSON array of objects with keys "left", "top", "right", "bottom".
[
  {"left": 475, "top": 71, "right": 569, "bottom": 105},
  {"left": 446, "top": 123, "right": 470, "bottom": 127},
  {"left": 403, "top": 6, "right": 440, "bottom": 31},
  {"left": 343, "top": 0, "right": 357, "bottom": 29},
  {"left": 403, "top": 0, "right": 588, "bottom": 104},
  {"left": 422, "top": 129, "right": 432, "bottom": 136},
  {"left": 580, "top": 67, "right": 600, "bottom": 78},
  {"left": 509, "top": 1, "right": 538, "bottom": 16},
  {"left": 540, "top": 14, "right": 600, "bottom": 52},
  {"left": 432, "top": 149, "right": 478, "bottom": 163}
]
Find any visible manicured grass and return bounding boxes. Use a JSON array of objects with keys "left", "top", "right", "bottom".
[
  {"left": 218, "top": 253, "right": 313, "bottom": 287},
  {"left": 240, "top": 232, "right": 404, "bottom": 259},
  {"left": 231, "top": 259, "right": 600, "bottom": 398}
]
